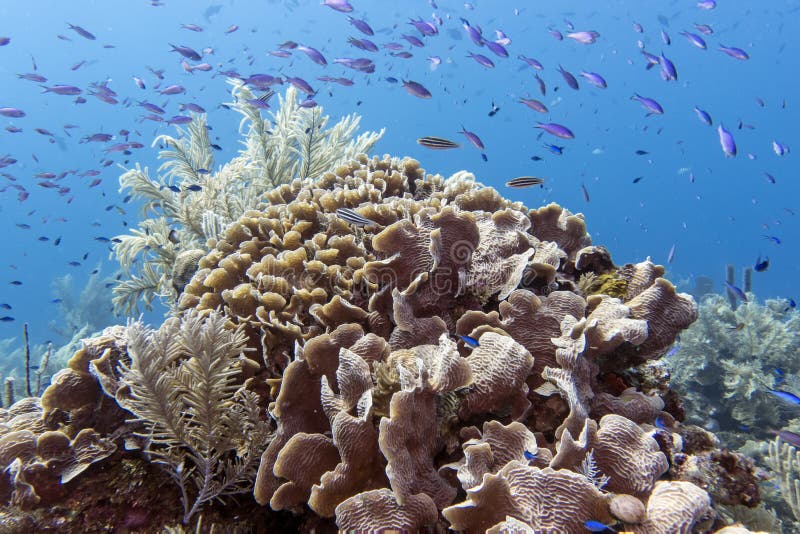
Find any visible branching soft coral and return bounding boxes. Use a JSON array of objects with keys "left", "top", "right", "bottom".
[
  {"left": 667, "top": 293, "right": 800, "bottom": 438},
  {"left": 117, "top": 309, "right": 272, "bottom": 523},
  {"left": 111, "top": 84, "right": 384, "bottom": 315}
]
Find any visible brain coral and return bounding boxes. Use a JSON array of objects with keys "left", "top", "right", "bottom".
[{"left": 0, "top": 154, "right": 760, "bottom": 532}]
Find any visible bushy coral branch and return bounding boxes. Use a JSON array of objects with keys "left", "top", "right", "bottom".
[
  {"left": 117, "top": 310, "right": 271, "bottom": 524},
  {"left": 111, "top": 84, "right": 384, "bottom": 316}
]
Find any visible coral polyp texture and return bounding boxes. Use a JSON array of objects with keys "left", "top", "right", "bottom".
[{"left": 0, "top": 153, "right": 764, "bottom": 532}]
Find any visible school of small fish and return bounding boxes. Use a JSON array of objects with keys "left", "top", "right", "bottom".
[{"left": 0, "top": 1, "right": 794, "bottom": 350}]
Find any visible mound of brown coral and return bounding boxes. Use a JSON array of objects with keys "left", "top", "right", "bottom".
[{"left": 0, "top": 154, "right": 763, "bottom": 532}]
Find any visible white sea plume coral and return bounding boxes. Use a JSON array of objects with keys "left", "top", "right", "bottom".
[
  {"left": 111, "top": 84, "right": 384, "bottom": 315},
  {"left": 227, "top": 81, "right": 384, "bottom": 186},
  {"left": 117, "top": 309, "right": 271, "bottom": 524},
  {"left": 667, "top": 293, "right": 800, "bottom": 435}
]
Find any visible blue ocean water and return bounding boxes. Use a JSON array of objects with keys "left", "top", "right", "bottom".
[{"left": 0, "top": 0, "right": 796, "bottom": 352}]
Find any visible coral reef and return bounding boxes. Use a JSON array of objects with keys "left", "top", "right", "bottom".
[
  {"left": 0, "top": 143, "right": 766, "bottom": 530},
  {"left": 112, "top": 85, "right": 383, "bottom": 315},
  {"left": 667, "top": 293, "right": 800, "bottom": 443}
]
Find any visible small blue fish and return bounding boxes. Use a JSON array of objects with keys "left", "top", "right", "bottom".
[
  {"left": 459, "top": 334, "right": 479, "bottom": 348},
  {"left": 665, "top": 339, "right": 680, "bottom": 357},
  {"left": 654, "top": 415, "right": 668, "bottom": 430},
  {"left": 768, "top": 389, "right": 800, "bottom": 406},
  {"left": 754, "top": 256, "right": 769, "bottom": 272},
  {"left": 724, "top": 282, "right": 747, "bottom": 302},
  {"left": 717, "top": 125, "right": 737, "bottom": 157},
  {"left": 523, "top": 450, "right": 537, "bottom": 461},
  {"left": 763, "top": 235, "right": 782, "bottom": 245},
  {"left": 693, "top": 106, "right": 712, "bottom": 126},
  {"left": 719, "top": 44, "right": 749, "bottom": 60},
  {"left": 543, "top": 144, "right": 564, "bottom": 155},
  {"left": 631, "top": 93, "right": 664, "bottom": 115},
  {"left": 585, "top": 520, "right": 615, "bottom": 532}
]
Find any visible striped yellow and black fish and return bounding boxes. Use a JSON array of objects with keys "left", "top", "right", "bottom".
[
  {"left": 505, "top": 176, "right": 545, "bottom": 188},
  {"left": 417, "top": 136, "right": 460, "bottom": 150},
  {"left": 335, "top": 207, "right": 378, "bottom": 226}
]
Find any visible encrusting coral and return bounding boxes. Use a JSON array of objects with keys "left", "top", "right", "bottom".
[{"left": 0, "top": 110, "right": 766, "bottom": 530}]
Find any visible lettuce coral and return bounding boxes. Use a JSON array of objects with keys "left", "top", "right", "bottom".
[{"left": 0, "top": 128, "right": 764, "bottom": 530}]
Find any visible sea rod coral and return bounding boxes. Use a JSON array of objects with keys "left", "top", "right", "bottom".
[{"left": 0, "top": 145, "right": 765, "bottom": 530}]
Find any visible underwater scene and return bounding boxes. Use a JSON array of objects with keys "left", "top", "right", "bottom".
[{"left": 0, "top": 0, "right": 798, "bottom": 532}]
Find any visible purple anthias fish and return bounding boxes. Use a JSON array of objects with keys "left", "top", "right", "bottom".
[
  {"left": 534, "top": 73, "right": 546, "bottom": 96},
  {"left": 547, "top": 28, "right": 563, "bottom": 40},
  {"left": 348, "top": 37, "right": 378, "bottom": 52},
  {"left": 167, "top": 115, "right": 193, "bottom": 125},
  {"left": 484, "top": 40, "right": 508, "bottom": 58},
  {"left": 334, "top": 57, "right": 375, "bottom": 73},
  {"left": 0, "top": 37, "right": 9, "bottom": 46},
  {"left": 697, "top": 0, "right": 716, "bottom": 9},
  {"left": 535, "top": 122, "right": 574, "bottom": 140},
  {"left": 641, "top": 50, "right": 660, "bottom": 69},
  {"left": 41, "top": 84, "right": 82, "bottom": 96},
  {"left": 694, "top": 23, "right": 714, "bottom": 35},
  {"left": 558, "top": 65, "right": 579, "bottom": 90},
  {"left": 659, "top": 52, "right": 678, "bottom": 81},
  {"left": 318, "top": 76, "right": 354, "bottom": 86},
  {"left": 467, "top": 52, "right": 494, "bottom": 68},
  {"left": 180, "top": 103, "right": 206, "bottom": 113},
  {"left": 770, "top": 429, "right": 800, "bottom": 448},
  {"left": 17, "top": 73, "right": 48, "bottom": 83},
  {"left": 139, "top": 102, "right": 164, "bottom": 115},
  {"left": 459, "top": 126, "right": 484, "bottom": 150},
  {"left": 245, "top": 74, "right": 283, "bottom": 89},
  {"left": 402, "top": 34, "right": 425, "bottom": 48},
  {"left": 518, "top": 55, "right": 543, "bottom": 70},
  {"left": 679, "top": 31, "right": 707, "bottom": 49},
  {"left": 286, "top": 76, "right": 315, "bottom": 95},
  {"left": 160, "top": 84, "right": 186, "bottom": 95},
  {"left": 322, "top": 0, "right": 353, "bottom": 13},
  {"left": 0, "top": 107, "right": 25, "bottom": 118},
  {"left": 225, "top": 24, "right": 239, "bottom": 34},
  {"left": 661, "top": 29, "right": 671, "bottom": 45},
  {"left": 402, "top": 80, "right": 431, "bottom": 99},
  {"left": 68, "top": 23, "right": 96, "bottom": 40},
  {"left": 170, "top": 44, "right": 202, "bottom": 61},
  {"left": 773, "top": 141, "right": 790, "bottom": 156},
  {"left": 580, "top": 71, "right": 607, "bottom": 89},
  {"left": 181, "top": 23, "right": 203, "bottom": 32},
  {"left": 409, "top": 17, "right": 438, "bottom": 36},
  {"left": 693, "top": 106, "right": 712, "bottom": 126},
  {"left": 631, "top": 93, "right": 664, "bottom": 115},
  {"left": 80, "top": 133, "right": 114, "bottom": 143},
  {"left": 566, "top": 30, "right": 599, "bottom": 44},
  {"left": 348, "top": 16, "right": 373, "bottom": 36},
  {"left": 460, "top": 18, "right": 483, "bottom": 46},
  {"left": 719, "top": 44, "right": 749, "bottom": 60},
  {"left": 296, "top": 45, "right": 327, "bottom": 65},
  {"left": 518, "top": 97, "right": 547, "bottom": 113},
  {"left": 717, "top": 125, "right": 737, "bottom": 157}
]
